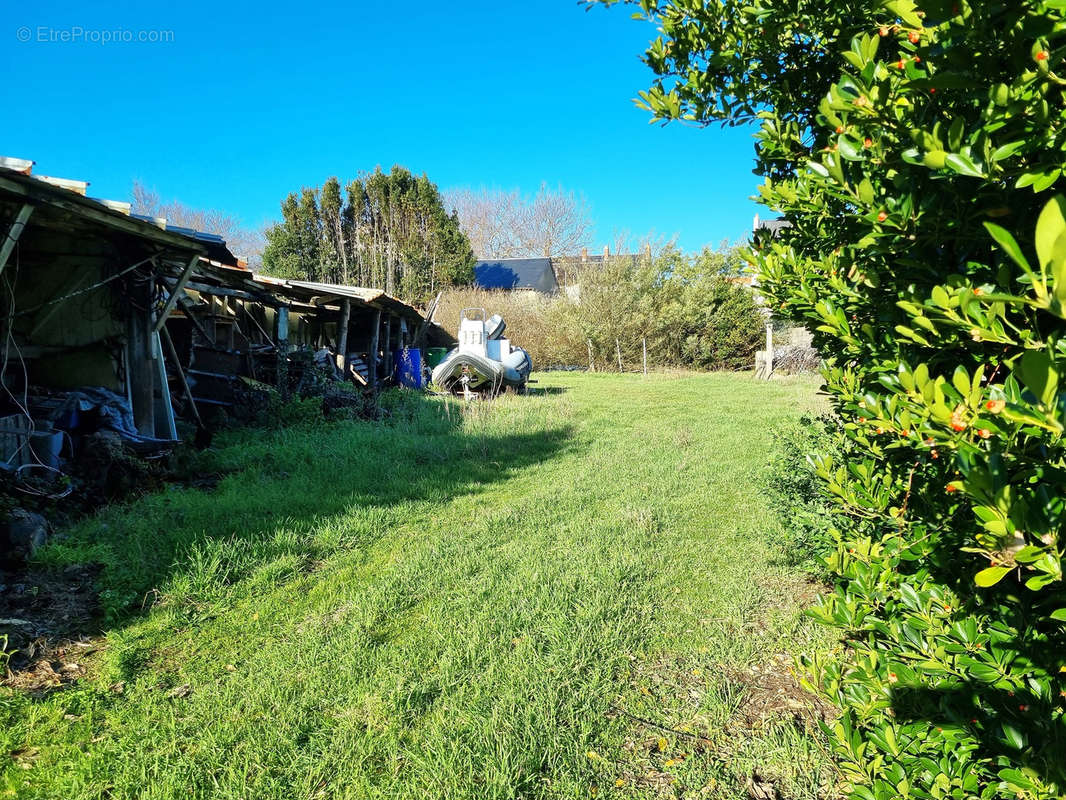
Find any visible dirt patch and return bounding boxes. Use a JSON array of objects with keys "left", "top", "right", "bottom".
[
  {"left": 0, "top": 563, "right": 102, "bottom": 693},
  {"left": 722, "top": 652, "right": 837, "bottom": 731}
]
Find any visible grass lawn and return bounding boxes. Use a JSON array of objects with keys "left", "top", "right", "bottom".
[{"left": 2, "top": 371, "right": 832, "bottom": 800}]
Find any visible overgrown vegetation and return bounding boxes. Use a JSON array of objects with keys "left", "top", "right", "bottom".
[
  {"left": 762, "top": 415, "right": 850, "bottom": 578},
  {"left": 2, "top": 374, "right": 832, "bottom": 799},
  {"left": 602, "top": 0, "right": 1066, "bottom": 796},
  {"left": 437, "top": 245, "right": 764, "bottom": 371}
]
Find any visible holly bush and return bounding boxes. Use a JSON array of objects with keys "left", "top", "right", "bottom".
[{"left": 595, "top": 0, "right": 1066, "bottom": 796}]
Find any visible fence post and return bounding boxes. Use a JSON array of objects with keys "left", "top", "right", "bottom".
[
  {"left": 642, "top": 338, "right": 647, "bottom": 376},
  {"left": 587, "top": 339, "right": 595, "bottom": 372},
  {"left": 615, "top": 338, "right": 623, "bottom": 372}
]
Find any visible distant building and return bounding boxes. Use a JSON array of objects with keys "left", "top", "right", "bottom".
[{"left": 473, "top": 258, "right": 559, "bottom": 294}]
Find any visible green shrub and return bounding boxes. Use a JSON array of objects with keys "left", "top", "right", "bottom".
[
  {"left": 436, "top": 245, "right": 764, "bottom": 371},
  {"left": 763, "top": 415, "right": 855, "bottom": 577},
  {"left": 601, "top": 0, "right": 1066, "bottom": 796}
]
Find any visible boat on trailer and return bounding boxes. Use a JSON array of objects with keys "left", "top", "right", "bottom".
[{"left": 431, "top": 308, "right": 531, "bottom": 396}]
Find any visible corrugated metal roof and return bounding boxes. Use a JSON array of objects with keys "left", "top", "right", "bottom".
[{"left": 0, "top": 156, "right": 238, "bottom": 265}]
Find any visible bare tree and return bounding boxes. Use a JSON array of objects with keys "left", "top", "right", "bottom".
[
  {"left": 446, "top": 183, "right": 594, "bottom": 259},
  {"left": 444, "top": 187, "right": 525, "bottom": 258},
  {"left": 521, "top": 183, "right": 594, "bottom": 258},
  {"left": 131, "top": 181, "right": 265, "bottom": 266}
]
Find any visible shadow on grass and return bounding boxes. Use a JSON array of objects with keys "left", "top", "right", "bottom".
[{"left": 18, "top": 389, "right": 577, "bottom": 677}]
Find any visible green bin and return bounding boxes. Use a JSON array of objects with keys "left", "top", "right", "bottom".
[{"left": 425, "top": 347, "right": 449, "bottom": 368}]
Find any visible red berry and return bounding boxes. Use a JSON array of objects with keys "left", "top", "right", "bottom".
[
  {"left": 879, "top": 26, "right": 889, "bottom": 37},
  {"left": 835, "top": 125, "right": 844, "bottom": 134},
  {"left": 896, "top": 60, "right": 905, "bottom": 69},
  {"left": 979, "top": 429, "right": 991, "bottom": 439},
  {"left": 877, "top": 211, "right": 888, "bottom": 222},
  {"left": 864, "top": 137, "right": 873, "bottom": 148},
  {"left": 1037, "top": 51, "right": 1049, "bottom": 61},
  {"left": 946, "top": 484, "right": 957, "bottom": 493},
  {"left": 909, "top": 31, "right": 921, "bottom": 43}
]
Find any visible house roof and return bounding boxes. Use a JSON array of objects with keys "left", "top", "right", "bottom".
[{"left": 473, "top": 258, "right": 558, "bottom": 293}]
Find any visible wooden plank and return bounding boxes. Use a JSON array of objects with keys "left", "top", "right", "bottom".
[
  {"left": 161, "top": 325, "right": 203, "bottom": 428},
  {"left": 154, "top": 254, "right": 199, "bottom": 331},
  {"left": 368, "top": 308, "right": 381, "bottom": 391},
  {"left": 154, "top": 330, "right": 178, "bottom": 440},
  {"left": 384, "top": 315, "right": 393, "bottom": 383},
  {"left": 0, "top": 204, "right": 33, "bottom": 276},
  {"left": 337, "top": 298, "right": 351, "bottom": 378},
  {"left": 127, "top": 278, "right": 155, "bottom": 437}
]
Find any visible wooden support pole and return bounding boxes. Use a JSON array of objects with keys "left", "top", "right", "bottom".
[
  {"left": 587, "top": 339, "right": 595, "bottom": 372},
  {"left": 154, "top": 255, "right": 199, "bottom": 331},
  {"left": 0, "top": 204, "right": 34, "bottom": 277},
  {"left": 368, "top": 308, "right": 381, "bottom": 392},
  {"left": 161, "top": 325, "right": 203, "bottom": 428},
  {"left": 384, "top": 315, "right": 393, "bottom": 383},
  {"left": 154, "top": 330, "right": 178, "bottom": 440},
  {"left": 642, "top": 337, "right": 648, "bottom": 376},
  {"left": 127, "top": 276, "right": 156, "bottom": 437},
  {"left": 337, "top": 298, "right": 351, "bottom": 378},
  {"left": 616, "top": 338, "right": 623, "bottom": 372},
  {"left": 276, "top": 306, "right": 290, "bottom": 397}
]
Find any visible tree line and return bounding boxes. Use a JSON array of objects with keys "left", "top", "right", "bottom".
[{"left": 261, "top": 166, "right": 474, "bottom": 303}]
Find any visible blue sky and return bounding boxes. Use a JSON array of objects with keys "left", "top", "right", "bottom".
[{"left": 2, "top": 0, "right": 762, "bottom": 253}]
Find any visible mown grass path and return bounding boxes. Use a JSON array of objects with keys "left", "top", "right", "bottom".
[{"left": 3, "top": 372, "right": 829, "bottom": 799}]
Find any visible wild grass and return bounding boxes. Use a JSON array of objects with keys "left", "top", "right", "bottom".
[{"left": 2, "top": 372, "right": 831, "bottom": 799}]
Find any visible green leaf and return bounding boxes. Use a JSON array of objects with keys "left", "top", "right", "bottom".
[
  {"left": 1018, "top": 350, "right": 1059, "bottom": 407},
  {"left": 945, "top": 152, "right": 985, "bottom": 178},
  {"left": 991, "top": 141, "right": 1025, "bottom": 162},
  {"left": 975, "top": 566, "right": 1011, "bottom": 587},
  {"left": 858, "top": 178, "right": 874, "bottom": 205},
  {"left": 984, "top": 222, "right": 1035, "bottom": 275},
  {"left": 1051, "top": 608, "right": 1066, "bottom": 622},
  {"left": 952, "top": 365, "right": 970, "bottom": 398},
  {"left": 1035, "top": 195, "right": 1066, "bottom": 269}
]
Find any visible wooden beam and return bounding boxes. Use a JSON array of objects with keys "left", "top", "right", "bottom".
[
  {"left": 0, "top": 173, "right": 207, "bottom": 255},
  {"left": 0, "top": 204, "right": 33, "bottom": 276},
  {"left": 368, "top": 308, "right": 381, "bottom": 391},
  {"left": 127, "top": 277, "right": 155, "bottom": 436},
  {"left": 154, "top": 254, "right": 199, "bottom": 331},
  {"left": 276, "top": 306, "right": 290, "bottom": 397},
  {"left": 154, "top": 330, "right": 178, "bottom": 440},
  {"left": 337, "top": 298, "right": 351, "bottom": 378},
  {"left": 174, "top": 280, "right": 280, "bottom": 306},
  {"left": 383, "top": 315, "right": 393, "bottom": 383},
  {"left": 161, "top": 325, "right": 203, "bottom": 428}
]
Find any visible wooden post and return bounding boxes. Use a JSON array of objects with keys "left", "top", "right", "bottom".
[
  {"left": 368, "top": 308, "right": 381, "bottom": 392},
  {"left": 765, "top": 322, "right": 774, "bottom": 380},
  {"left": 337, "top": 298, "right": 351, "bottom": 378},
  {"left": 276, "top": 306, "right": 290, "bottom": 397},
  {"left": 0, "top": 204, "right": 33, "bottom": 277},
  {"left": 587, "top": 339, "right": 595, "bottom": 372},
  {"left": 161, "top": 325, "right": 203, "bottom": 428},
  {"left": 153, "top": 254, "right": 199, "bottom": 332},
  {"left": 127, "top": 276, "right": 155, "bottom": 437},
  {"left": 384, "top": 315, "right": 393, "bottom": 383},
  {"left": 154, "top": 330, "right": 178, "bottom": 440},
  {"left": 615, "top": 338, "right": 623, "bottom": 372},
  {"left": 642, "top": 337, "right": 648, "bottom": 376}
]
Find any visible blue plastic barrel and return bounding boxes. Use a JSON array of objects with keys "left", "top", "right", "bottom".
[{"left": 394, "top": 347, "right": 424, "bottom": 389}]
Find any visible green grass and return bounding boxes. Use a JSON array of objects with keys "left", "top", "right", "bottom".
[{"left": 2, "top": 372, "right": 831, "bottom": 800}]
